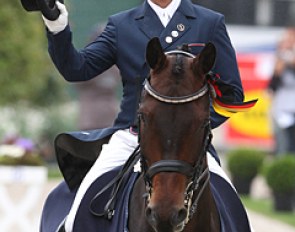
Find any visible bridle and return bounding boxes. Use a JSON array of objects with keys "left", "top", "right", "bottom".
[
  {"left": 140, "top": 50, "right": 213, "bottom": 224},
  {"left": 89, "top": 50, "right": 213, "bottom": 223},
  {"left": 140, "top": 122, "right": 212, "bottom": 224}
]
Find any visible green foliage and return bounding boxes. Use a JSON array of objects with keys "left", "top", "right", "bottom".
[
  {"left": 264, "top": 155, "right": 295, "bottom": 194},
  {"left": 0, "top": 1, "right": 67, "bottom": 106},
  {"left": 227, "top": 148, "right": 266, "bottom": 180}
]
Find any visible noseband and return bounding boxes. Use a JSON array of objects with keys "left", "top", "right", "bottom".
[{"left": 141, "top": 50, "right": 212, "bottom": 224}]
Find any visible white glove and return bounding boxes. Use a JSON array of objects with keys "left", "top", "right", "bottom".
[{"left": 42, "top": 1, "right": 68, "bottom": 34}]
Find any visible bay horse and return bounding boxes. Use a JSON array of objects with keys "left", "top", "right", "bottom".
[{"left": 128, "top": 38, "right": 220, "bottom": 232}]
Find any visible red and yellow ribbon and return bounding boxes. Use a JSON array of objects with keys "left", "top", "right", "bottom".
[{"left": 207, "top": 72, "right": 258, "bottom": 117}]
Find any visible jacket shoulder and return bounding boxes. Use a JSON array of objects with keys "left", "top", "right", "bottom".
[{"left": 108, "top": 5, "right": 143, "bottom": 24}]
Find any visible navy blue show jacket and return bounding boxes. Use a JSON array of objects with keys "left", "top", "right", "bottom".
[{"left": 46, "top": 0, "right": 244, "bottom": 190}]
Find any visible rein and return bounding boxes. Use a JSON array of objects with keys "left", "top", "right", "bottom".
[{"left": 89, "top": 145, "right": 141, "bottom": 219}]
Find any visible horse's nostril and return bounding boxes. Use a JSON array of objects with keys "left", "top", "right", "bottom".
[
  {"left": 146, "top": 206, "right": 188, "bottom": 230},
  {"left": 146, "top": 207, "right": 152, "bottom": 218},
  {"left": 171, "top": 208, "right": 188, "bottom": 226}
]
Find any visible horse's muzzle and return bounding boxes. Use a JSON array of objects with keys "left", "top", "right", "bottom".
[{"left": 145, "top": 205, "right": 187, "bottom": 232}]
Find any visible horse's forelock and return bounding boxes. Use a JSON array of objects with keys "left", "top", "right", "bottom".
[{"left": 171, "top": 54, "right": 184, "bottom": 76}]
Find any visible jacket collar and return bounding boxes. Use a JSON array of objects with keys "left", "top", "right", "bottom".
[
  {"left": 135, "top": 0, "right": 197, "bottom": 49},
  {"left": 134, "top": 0, "right": 196, "bottom": 20}
]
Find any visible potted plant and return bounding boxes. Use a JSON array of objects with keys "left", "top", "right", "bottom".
[
  {"left": 227, "top": 148, "right": 266, "bottom": 195},
  {"left": 264, "top": 155, "right": 295, "bottom": 212}
]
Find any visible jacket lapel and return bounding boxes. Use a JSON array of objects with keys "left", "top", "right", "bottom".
[
  {"left": 159, "top": 0, "right": 197, "bottom": 50},
  {"left": 159, "top": 11, "right": 190, "bottom": 50},
  {"left": 135, "top": 0, "right": 197, "bottom": 49},
  {"left": 135, "top": 2, "right": 164, "bottom": 39}
]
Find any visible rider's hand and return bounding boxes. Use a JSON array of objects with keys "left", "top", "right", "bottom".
[{"left": 42, "top": 1, "right": 68, "bottom": 34}]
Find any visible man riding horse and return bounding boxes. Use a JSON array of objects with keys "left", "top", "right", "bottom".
[{"left": 21, "top": 0, "right": 255, "bottom": 231}]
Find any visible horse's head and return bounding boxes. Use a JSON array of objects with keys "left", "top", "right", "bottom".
[{"left": 138, "top": 38, "right": 216, "bottom": 232}]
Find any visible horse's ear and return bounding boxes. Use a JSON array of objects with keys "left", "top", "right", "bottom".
[
  {"left": 146, "top": 37, "right": 166, "bottom": 70},
  {"left": 194, "top": 42, "right": 216, "bottom": 74}
]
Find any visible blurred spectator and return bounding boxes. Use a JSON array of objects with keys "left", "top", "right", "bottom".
[
  {"left": 74, "top": 23, "right": 120, "bottom": 130},
  {"left": 268, "top": 27, "right": 295, "bottom": 155}
]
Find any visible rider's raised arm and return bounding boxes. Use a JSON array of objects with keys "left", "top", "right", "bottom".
[{"left": 42, "top": 1, "right": 117, "bottom": 82}]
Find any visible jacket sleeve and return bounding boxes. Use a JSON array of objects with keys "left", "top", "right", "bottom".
[
  {"left": 210, "top": 15, "right": 244, "bottom": 129},
  {"left": 46, "top": 17, "right": 117, "bottom": 82}
]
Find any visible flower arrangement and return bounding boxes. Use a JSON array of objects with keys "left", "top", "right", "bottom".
[{"left": 0, "top": 135, "right": 44, "bottom": 166}]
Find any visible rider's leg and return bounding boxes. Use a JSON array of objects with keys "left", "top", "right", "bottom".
[
  {"left": 207, "top": 152, "right": 234, "bottom": 188},
  {"left": 65, "top": 129, "right": 137, "bottom": 232}
]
